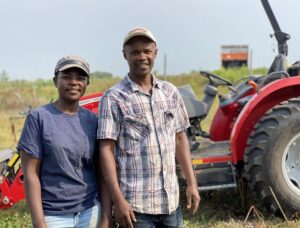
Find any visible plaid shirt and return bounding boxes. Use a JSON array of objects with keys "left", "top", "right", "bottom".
[{"left": 97, "top": 75, "right": 190, "bottom": 214}]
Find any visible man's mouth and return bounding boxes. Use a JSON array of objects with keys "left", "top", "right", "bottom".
[{"left": 136, "top": 63, "right": 149, "bottom": 68}]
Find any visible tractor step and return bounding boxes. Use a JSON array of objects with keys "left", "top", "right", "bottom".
[
  {"left": 178, "top": 161, "right": 237, "bottom": 191},
  {"left": 178, "top": 139, "right": 236, "bottom": 191},
  {"left": 198, "top": 183, "right": 236, "bottom": 191},
  {"left": 191, "top": 139, "right": 231, "bottom": 158},
  {"left": 193, "top": 162, "right": 236, "bottom": 191},
  {"left": 190, "top": 139, "right": 231, "bottom": 165}
]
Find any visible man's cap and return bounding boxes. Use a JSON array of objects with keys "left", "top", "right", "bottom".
[
  {"left": 55, "top": 55, "right": 90, "bottom": 76},
  {"left": 123, "top": 27, "right": 157, "bottom": 47}
]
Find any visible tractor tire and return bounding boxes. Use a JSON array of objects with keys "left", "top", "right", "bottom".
[{"left": 244, "top": 99, "right": 300, "bottom": 218}]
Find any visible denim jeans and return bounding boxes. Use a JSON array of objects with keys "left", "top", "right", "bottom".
[
  {"left": 44, "top": 203, "right": 100, "bottom": 228},
  {"left": 133, "top": 207, "right": 183, "bottom": 228}
]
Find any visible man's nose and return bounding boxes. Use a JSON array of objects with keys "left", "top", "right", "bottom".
[{"left": 138, "top": 52, "right": 146, "bottom": 60}]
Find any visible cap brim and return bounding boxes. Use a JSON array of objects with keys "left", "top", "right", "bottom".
[
  {"left": 123, "top": 32, "right": 156, "bottom": 46},
  {"left": 57, "top": 64, "right": 89, "bottom": 76}
]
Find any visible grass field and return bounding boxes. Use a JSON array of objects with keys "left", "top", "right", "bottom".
[
  {"left": 1, "top": 190, "right": 299, "bottom": 227},
  {"left": 1, "top": 68, "right": 300, "bottom": 227}
]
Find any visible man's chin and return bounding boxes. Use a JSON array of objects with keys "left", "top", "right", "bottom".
[{"left": 136, "top": 69, "right": 151, "bottom": 76}]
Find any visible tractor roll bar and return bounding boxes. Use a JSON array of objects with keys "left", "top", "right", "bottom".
[{"left": 261, "top": 0, "right": 290, "bottom": 56}]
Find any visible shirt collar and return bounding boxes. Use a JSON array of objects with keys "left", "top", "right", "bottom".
[{"left": 123, "top": 73, "right": 162, "bottom": 93}]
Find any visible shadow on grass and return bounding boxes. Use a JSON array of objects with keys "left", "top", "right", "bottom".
[{"left": 180, "top": 186, "right": 287, "bottom": 227}]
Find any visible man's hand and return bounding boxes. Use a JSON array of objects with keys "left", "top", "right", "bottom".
[
  {"left": 114, "top": 197, "right": 136, "bottom": 228},
  {"left": 175, "top": 131, "right": 201, "bottom": 215},
  {"left": 186, "top": 184, "right": 200, "bottom": 215},
  {"left": 100, "top": 139, "right": 135, "bottom": 227}
]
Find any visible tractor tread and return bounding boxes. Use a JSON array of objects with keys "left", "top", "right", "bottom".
[{"left": 244, "top": 98, "right": 300, "bottom": 217}]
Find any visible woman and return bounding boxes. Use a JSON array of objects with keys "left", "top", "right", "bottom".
[{"left": 18, "top": 55, "right": 108, "bottom": 228}]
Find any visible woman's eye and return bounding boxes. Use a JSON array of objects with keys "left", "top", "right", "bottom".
[
  {"left": 78, "top": 76, "right": 86, "bottom": 81},
  {"left": 62, "top": 75, "right": 71, "bottom": 80}
]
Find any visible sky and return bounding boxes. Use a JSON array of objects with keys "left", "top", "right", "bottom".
[{"left": 0, "top": 0, "right": 299, "bottom": 80}]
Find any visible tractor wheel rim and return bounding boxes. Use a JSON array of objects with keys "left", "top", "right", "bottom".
[{"left": 282, "top": 132, "right": 300, "bottom": 195}]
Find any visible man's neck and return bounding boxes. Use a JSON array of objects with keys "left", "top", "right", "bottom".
[{"left": 129, "top": 73, "right": 153, "bottom": 94}]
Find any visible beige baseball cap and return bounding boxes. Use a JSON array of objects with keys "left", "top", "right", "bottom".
[
  {"left": 55, "top": 55, "right": 90, "bottom": 76},
  {"left": 123, "top": 27, "right": 157, "bottom": 47}
]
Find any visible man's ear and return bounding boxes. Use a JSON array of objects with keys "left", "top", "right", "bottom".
[
  {"left": 122, "top": 49, "right": 127, "bottom": 60},
  {"left": 155, "top": 48, "right": 158, "bottom": 58}
]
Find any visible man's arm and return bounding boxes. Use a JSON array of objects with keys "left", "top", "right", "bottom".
[
  {"left": 99, "top": 139, "right": 136, "bottom": 228},
  {"left": 175, "top": 131, "right": 201, "bottom": 215},
  {"left": 20, "top": 150, "right": 46, "bottom": 228},
  {"left": 99, "top": 183, "right": 112, "bottom": 228}
]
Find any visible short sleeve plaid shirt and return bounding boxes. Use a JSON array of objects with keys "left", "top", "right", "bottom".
[{"left": 97, "top": 75, "right": 190, "bottom": 214}]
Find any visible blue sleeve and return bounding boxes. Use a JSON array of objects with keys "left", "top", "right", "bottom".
[{"left": 17, "top": 112, "right": 43, "bottom": 160}]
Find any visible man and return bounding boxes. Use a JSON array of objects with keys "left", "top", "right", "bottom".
[{"left": 98, "top": 28, "right": 200, "bottom": 228}]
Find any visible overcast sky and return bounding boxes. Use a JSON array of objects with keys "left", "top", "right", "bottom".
[{"left": 0, "top": 0, "right": 299, "bottom": 80}]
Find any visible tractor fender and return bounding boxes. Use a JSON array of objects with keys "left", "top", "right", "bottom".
[
  {"left": 79, "top": 92, "right": 103, "bottom": 114},
  {"left": 230, "top": 76, "right": 300, "bottom": 164}
]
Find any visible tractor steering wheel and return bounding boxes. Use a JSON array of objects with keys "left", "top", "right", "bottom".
[{"left": 200, "top": 71, "right": 232, "bottom": 87}]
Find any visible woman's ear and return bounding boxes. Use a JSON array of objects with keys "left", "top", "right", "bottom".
[{"left": 53, "top": 76, "right": 57, "bottom": 87}]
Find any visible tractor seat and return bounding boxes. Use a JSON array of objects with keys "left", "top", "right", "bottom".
[
  {"left": 268, "top": 54, "right": 287, "bottom": 74},
  {"left": 237, "top": 95, "right": 252, "bottom": 107},
  {"left": 178, "top": 85, "right": 207, "bottom": 118}
]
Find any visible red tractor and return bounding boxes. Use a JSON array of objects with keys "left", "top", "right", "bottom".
[{"left": 1, "top": 0, "right": 300, "bottom": 218}]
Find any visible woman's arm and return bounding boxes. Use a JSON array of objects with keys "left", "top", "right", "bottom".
[
  {"left": 20, "top": 150, "right": 46, "bottom": 228},
  {"left": 95, "top": 142, "right": 113, "bottom": 228}
]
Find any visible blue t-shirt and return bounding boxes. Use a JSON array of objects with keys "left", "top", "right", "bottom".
[{"left": 18, "top": 103, "right": 99, "bottom": 215}]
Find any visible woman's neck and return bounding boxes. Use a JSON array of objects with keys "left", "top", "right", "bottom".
[{"left": 53, "top": 99, "right": 79, "bottom": 114}]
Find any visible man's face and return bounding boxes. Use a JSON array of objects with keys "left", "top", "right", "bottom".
[
  {"left": 123, "top": 36, "right": 157, "bottom": 78},
  {"left": 54, "top": 68, "right": 88, "bottom": 103}
]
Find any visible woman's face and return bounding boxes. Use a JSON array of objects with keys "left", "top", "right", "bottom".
[{"left": 54, "top": 68, "right": 88, "bottom": 103}]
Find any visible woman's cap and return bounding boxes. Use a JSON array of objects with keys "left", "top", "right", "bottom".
[{"left": 55, "top": 55, "right": 90, "bottom": 76}]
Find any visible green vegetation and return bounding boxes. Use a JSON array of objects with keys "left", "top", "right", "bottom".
[
  {"left": 91, "top": 71, "right": 113, "bottom": 79},
  {"left": 2, "top": 67, "right": 300, "bottom": 227},
  {"left": 0, "top": 201, "right": 31, "bottom": 227}
]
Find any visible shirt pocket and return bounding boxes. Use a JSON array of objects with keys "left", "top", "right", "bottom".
[
  {"left": 120, "top": 114, "right": 150, "bottom": 152},
  {"left": 123, "top": 115, "right": 150, "bottom": 141},
  {"left": 164, "top": 110, "right": 177, "bottom": 134}
]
